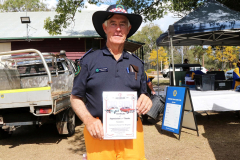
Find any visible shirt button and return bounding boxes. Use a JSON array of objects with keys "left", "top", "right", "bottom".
[{"left": 117, "top": 70, "right": 118, "bottom": 72}]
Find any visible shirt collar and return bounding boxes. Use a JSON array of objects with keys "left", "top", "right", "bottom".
[{"left": 102, "top": 46, "right": 129, "bottom": 59}]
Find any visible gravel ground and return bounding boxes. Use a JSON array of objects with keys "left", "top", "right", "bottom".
[{"left": 1, "top": 111, "right": 240, "bottom": 160}]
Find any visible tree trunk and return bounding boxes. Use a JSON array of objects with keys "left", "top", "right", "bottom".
[
  {"left": 202, "top": 46, "right": 204, "bottom": 67},
  {"left": 202, "top": 54, "right": 204, "bottom": 67}
]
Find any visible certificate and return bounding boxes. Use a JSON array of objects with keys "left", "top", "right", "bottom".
[{"left": 102, "top": 91, "right": 137, "bottom": 139}]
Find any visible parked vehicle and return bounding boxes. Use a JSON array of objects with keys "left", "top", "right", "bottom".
[
  {"left": 106, "top": 107, "right": 119, "bottom": 114},
  {"left": 0, "top": 49, "right": 77, "bottom": 139},
  {"left": 162, "top": 67, "right": 181, "bottom": 78},
  {"left": 190, "top": 67, "right": 208, "bottom": 73},
  {"left": 225, "top": 69, "right": 234, "bottom": 80},
  {"left": 120, "top": 107, "right": 135, "bottom": 113}
]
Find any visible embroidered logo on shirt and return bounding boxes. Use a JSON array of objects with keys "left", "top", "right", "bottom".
[
  {"left": 95, "top": 67, "right": 108, "bottom": 73},
  {"left": 74, "top": 64, "right": 81, "bottom": 77}
]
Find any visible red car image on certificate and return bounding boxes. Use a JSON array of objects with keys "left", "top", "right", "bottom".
[{"left": 102, "top": 91, "right": 137, "bottom": 140}]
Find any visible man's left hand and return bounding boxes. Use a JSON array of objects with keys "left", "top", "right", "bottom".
[{"left": 136, "top": 94, "right": 152, "bottom": 115}]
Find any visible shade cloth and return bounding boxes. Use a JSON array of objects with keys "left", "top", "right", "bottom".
[{"left": 157, "top": 0, "right": 240, "bottom": 46}]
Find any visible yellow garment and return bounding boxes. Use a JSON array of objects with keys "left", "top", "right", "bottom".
[
  {"left": 233, "top": 67, "right": 240, "bottom": 89},
  {"left": 84, "top": 117, "right": 147, "bottom": 160},
  {"left": 191, "top": 72, "right": 195, "bottom": 80},
  {"left": 145, "top": 71, "right": 149, "bottom": 80}
]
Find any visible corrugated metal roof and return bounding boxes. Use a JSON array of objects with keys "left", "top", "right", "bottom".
[{"left": 0, "top": 11, "right": 100, "bottom": 40}]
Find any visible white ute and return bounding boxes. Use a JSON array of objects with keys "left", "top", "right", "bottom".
[{"left": 0, "top": 49, "right": 77, "bottom": 139}]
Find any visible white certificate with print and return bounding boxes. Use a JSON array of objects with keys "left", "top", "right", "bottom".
[{"left": 102, "top": 91, "right": 137, "bottom": 139}]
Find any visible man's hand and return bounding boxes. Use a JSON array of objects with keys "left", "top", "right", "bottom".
[
  {"left": 136, "top": 94, "right": 152, "bottom": 115},
  {"left": 85, "top": 116, "right": 104, "bottom": 140},
  {"left": 152, "top": 91, "right": 156, "bottom": 95},
  {"left": 71, "top": 95, "right": 104, "bottom": 140}
]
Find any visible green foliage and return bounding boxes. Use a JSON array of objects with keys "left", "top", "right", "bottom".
[
  {"left": 168, "top": 46, "right": 194, "bottom": 64},
  {"left": 44, "top": 0, "right": 100, "bottom": 36},
  {"left": 191, "top": 46, "right": 206, "bottom": 64},
  {"left": 147, "top": 69, "right": 155, "bottom": 73},
  {"left": 118, "top": 0, "right": 240, "bottom": 21},
  {"left": 3, "top": 0, "right": 240, "bottom": 36},
  {"left": 130, "top": 23, "right": 163, "bottom": 53},
  {"left": 129, "top": 23, "right": 163, "bottom": 63},
  {"left": 117, "top": 0, "right": 169, "bottom": 22},
  {"left": 0, "top": 0, "right": 49, "bottom": 12}
]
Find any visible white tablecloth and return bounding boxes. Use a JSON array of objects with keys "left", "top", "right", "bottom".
[{"left": 189, "top": 90, "right": 240, "bottom": 111}]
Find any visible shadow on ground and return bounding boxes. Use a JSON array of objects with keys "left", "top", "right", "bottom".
[
  {"left": 67, "top": 119, "right": 86, "bottom": 154},
  {"left": 197, "top": 112, "right": 240, "bottom": 160},
  {"left": 0, "top": 117, "right": 84, "bottom": 149},
  {"left": 147, "top": 111, "right": 240, "bottom": 160}
]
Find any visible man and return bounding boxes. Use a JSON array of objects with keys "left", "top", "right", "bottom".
[
  {"left": 70, "top": 4, "right": 152, "bottom": 160},
  {"left": 145, "top": 71, "right": 156, "bottom": 95},
  {"left": 182, "top": 58, "right": 190, "bottom": 71},
  {"left": 233, "top": 59, "right": 240, "bottom": 89}
]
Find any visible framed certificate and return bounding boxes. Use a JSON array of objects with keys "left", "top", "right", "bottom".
[{"left": 102, "top": 91, "right": 137, "bottom": 139}]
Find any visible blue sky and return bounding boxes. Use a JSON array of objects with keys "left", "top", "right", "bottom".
[{"left": 44, "top": 0, "right": 181, "bottom": 32}]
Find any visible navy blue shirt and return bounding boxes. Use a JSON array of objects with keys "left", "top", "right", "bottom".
[{"left": 72, "top": 46, "right": 148, "bottom": 121}]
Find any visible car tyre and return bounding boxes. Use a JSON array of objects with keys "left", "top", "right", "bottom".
[
  {"left": 0, "top": 128, "right": 12, "bottom": 139},
  {"left": 66, "top": 108, "right": 75, "bottom": 137}
]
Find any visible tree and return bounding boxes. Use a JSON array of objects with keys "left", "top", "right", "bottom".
[
  {"left": 129, "top": 23, "right": 163, "bottom": 70},
  {"left": 119, "top": 0, "right": 240, "bottom": 20},
  {"left": 191, "top": 46, "right": 206, "bottom": 65},
  {"left": 149, "top": 47, "right": 168, "bottom": 70},
  {"left": 166, "top": 46, "right": 194, "bottom": 64},
  {"left": 43, "top": 0, "right": 240, "bottom": 35},
  {"left": 44, "top": 0, "right": 99, "bottom": 35},
  {"left": 129, "top": 23, "right": 163, "bottom": 56},
  {"left": 0, "top": 0, "right": 49, "bottom": 12},
  {"left": 206, "top": 46, "right": 239, "bottom": 69}
]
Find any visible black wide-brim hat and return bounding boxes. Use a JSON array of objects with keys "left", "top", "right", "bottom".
[{"left": 92, "top": 4, "right": 142, "bottom": 39}]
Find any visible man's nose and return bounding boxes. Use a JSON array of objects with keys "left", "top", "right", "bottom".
[{"left": 116, "top": 25, "right": 121, "bottom": 31}]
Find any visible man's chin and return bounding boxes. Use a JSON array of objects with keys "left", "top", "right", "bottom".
[{"left": 110, "top": 38, "right": 125, "bottom": 45}]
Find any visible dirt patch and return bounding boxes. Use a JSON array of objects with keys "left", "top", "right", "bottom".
[
  {"left": 1, "top": 112, "right": 239, "bottom": 160},
  {"left": 144, "top": 111, "right": 240, "bottom": 160}
]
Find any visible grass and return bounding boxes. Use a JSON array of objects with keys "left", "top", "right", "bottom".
[{"left": 152, "top": 79, "right": 170, "bottom": 86}]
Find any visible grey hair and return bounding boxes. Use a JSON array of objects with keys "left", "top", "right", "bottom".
[{"left": 103, "top": 19, "right": 131, "bottom": 27}]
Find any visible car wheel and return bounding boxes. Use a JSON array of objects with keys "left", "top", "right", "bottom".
[
  {"left": 0, "top": 128, "right": 12, "bottom": 139},
  {"left": 67, "top": 108, "right": 75, "bottom": 137}
]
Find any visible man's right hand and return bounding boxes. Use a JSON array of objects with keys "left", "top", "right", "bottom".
[
  {"left": 70, "top": 95, "right": 104, "bottom": 140},
  {"left": 85, "top": 117, "right": 104, "bottom": 140}
]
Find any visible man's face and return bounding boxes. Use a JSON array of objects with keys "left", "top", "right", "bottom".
[{"left": 102, "top": 14, "right": 131, "bottom": 45}]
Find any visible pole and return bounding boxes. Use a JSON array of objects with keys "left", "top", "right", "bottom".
[
  {"left": 170, "top": 36, "right": 176, "bottom": 86},
  {"left": 157, "top": 46, "right": 159, "bottom": 94},
  {"left": 222, "top": 48, "right": 223, "bottom": 71},
  {"left": 161, "top": 60, "right": 162, "bottom": 72},
  {"left": 182, "top": 46, "right": 183, "bottom": 64},
  {"left": 26, "top": 24, "right": 29, "bottom": 41}
]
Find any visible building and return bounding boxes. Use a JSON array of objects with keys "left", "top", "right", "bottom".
[{"left": 0, "top": 11, "right": 144, "bottom": 63}]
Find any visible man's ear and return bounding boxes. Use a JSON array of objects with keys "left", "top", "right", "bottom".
[
  {"left": 127, "top": 25, "right": 132, "bottom": 34},
  {"left": 102, "top": 23, "right": 107, "bottom": 34}
]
